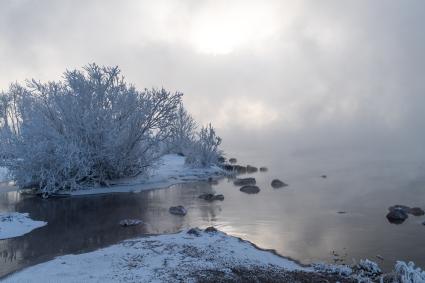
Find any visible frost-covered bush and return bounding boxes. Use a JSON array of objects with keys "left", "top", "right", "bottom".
[
  {"left": 0, "top": 64, "right": 182, "bottom": 196},
  {"left": 163, "top": 103, "right": 197, "bottom": 155},
  {"left": 185, "top": 124, "right": 222, "bottom": 167},
  {"left": 394, "top": 261, "right": 425, "bottom": 283}
]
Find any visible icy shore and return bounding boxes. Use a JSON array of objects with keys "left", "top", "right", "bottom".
[
  {"left": 0, "top": 212, "right": 47, "bottom": 240},
  {"left": 66, "top": 154, "right": 226, "bottom": 196}
]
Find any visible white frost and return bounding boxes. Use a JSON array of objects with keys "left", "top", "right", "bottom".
[
  {"left": 68, "top": 154, "right": 225, "bottom": 196},
  {"left": 0, "top": 212, "right": 47, "bottom": 240},
  {"left": 0, "top": 166, "right": 9, "bottom": 183},
  {"left": 394, "top": 261, "right": 425, "bottom": 283},
  {"left": 3, "top": 229, "right": 307, "bottom": 282}
]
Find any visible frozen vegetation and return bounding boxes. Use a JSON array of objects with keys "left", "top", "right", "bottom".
[
  {"left": 0, "top": 64, "right": 223, "bottom": 197},
  {"left": 0, "top": 212, "right": 46, "bottom": 240},
  {"left": 0, "top": 166, "right": 8, "bottom": 182}
]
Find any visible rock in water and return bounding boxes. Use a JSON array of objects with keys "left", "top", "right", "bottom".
[
  {"left": 233, "top": 177, "right": 256, "bottom": 186},
  {"left": 388, "top": 205, "right": 425, "bottom": 216},
  {"left": 240, "top": 185, "right": 260, "bottom": 194},
  {"left": 119, "top": 219, "right": 143, "bottom": 227},
  {"left": 198, "top": 193, "right": 224, "bottom": 201},
  {"left": 199, "top": 193, "right": 214, "bottom": 201},
  {"left": 187, "top": 228, "right": 202, "bottom": 236},
  {"left": 213, "top": 194, "right": 224, "bottom": 201},
  {"left": 169, "top": 206, "right": 187, "bottom": 216},
  {"left": 246, "top": 165, "right": 258, "bottom": 173},
  {"left": 229, "top": 158, "right": 237, "bottom": 164},
  {"left": 386, "top": 209, "right": 408, "bottom": 224},
  {"left": 259, "top": 167, "right": 268, "bottom": 172},
  {"left": 271, "top": 179, "right": 288, "bottom": 188},
  {"left": 409, "top": 207, "right": 425, "bottom": 216},
  {"left": 204, "top": 226, "right": 218, "bottom": 233}
]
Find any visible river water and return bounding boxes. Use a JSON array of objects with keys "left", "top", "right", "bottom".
[{"left": 1, "top": 149, "right": 425, "bottom": 278}]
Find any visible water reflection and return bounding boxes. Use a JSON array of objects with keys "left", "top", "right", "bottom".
[
  {"left": 1, "top": 151, "right": 425, "bottom": 277},
  {"left": 0, "top": 182, "right": 221, "bottom": 278}
]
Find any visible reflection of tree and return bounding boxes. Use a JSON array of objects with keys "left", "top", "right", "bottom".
[{"left": 0, "top": 182, "right": 223, "bottom": 278}]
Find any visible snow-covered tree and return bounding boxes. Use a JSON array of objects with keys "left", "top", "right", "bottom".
[
  {"left": 0, "top": 64, "right": 182, "bottom": 196},
  {"left": 163, "top": 103, "right": 197, "bottom": 155},
  {"left": 185, "top": 123, "right": 222, "bottom": 167}
]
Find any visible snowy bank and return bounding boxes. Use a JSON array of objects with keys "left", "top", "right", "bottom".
[
  {"left": 2, "top": 228, "right": 310, "bottom": 283},
  {"left": 67, "top": 154, "right": 225, "bottom": 196},
  {"left": 3, "top": 228, "right": 423, "bottom": 282},
  {"left": 0, "top": 212, "right": 47, "bottom": 240}
]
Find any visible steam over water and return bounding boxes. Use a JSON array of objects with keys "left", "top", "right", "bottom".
[{"left": 1, "top": 0, "right": 425, "bottom": 278}]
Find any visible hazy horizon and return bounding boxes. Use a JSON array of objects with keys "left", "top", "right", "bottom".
[{"left": 1, "top": 0, "right": 425, "bottom": 157}]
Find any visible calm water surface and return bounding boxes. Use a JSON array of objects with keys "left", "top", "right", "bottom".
[{"left": 1, "top": 150, "right": 425, "bottom": 277}]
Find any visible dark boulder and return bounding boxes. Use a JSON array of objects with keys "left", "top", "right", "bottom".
[
  {"left": 169, "top": 205, "right": 187, "bottom": 216},
  {"left": 386, "top": 209, "right": 408, "bottom": 224},
  {"left": 246, "top": 165, "right": 258, "bottom": 173},
  {"left": 119, "top": 219, "right": 143, "bottom": 227},
  {"left": 204, "top": 226, "right": 218, "bottom": 233},
  {"left": 221, "top": 164, "right": 247, "bottom": 174},
  {"left": 240, "top": 185, "right": 260, "bottom": 194},
  {"left": 409, "top": 207, "right": 425, "bottom": 216},
  {"left": 187, "top": 228, "right": 202, "bottom": 236},
  {"left": 271, "top": 179, "right": 288, "bottom": 188},
  {"left": 259, "top": 167, "right": 268, "bottom": 172},
  {"left": 388, "top": 205, "right": 425, "bottom": 216},
  {"left": 233, "top": 177, "right": 256, "bottom": 186},
  {"left": 198, "top": 193, "right": 224, "bottom": 201},
  {"left": 213, "top": 194, "right": 224, "bottom": 201}
]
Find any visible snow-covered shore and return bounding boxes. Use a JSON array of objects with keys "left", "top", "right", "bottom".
[
  {"left": 2, "top": 228, "right": 424, "bottom": 282},
  {"left": 66, "top": 154, "right": 226, "bottom": 196},
  {"left": 0, "top": 212, "right": 47, "bottom": 240},
  {"left": 0, "top": 228, "right": 325, "bottom": 283}
]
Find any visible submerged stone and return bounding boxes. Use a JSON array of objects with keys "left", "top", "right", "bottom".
[
  {"left": 240, "top": 185, "right": 260, "bottom": 194},
  {"left": 388, "top": 205, "right": 425, "bottom": 216},
  {"left": 233, "top": 177, "right": 256, "bottom": 186},
  {"left": 409, "top": 207, "right": 425, "bottom": 216},
  {"left": 198, "top": 193, "right": 224, "bottom": 201},
  {"left": 246, "top": 165, "right": 258, "bottom": 173},
  {"left": 119, "top": 219, "right": 143, "bottom": 227},
  {"left": 169, "top": 205, "right": 187, "bottom": 216},
  {"left": 271, "top": 179, "right": 288, "bottom": 188}
]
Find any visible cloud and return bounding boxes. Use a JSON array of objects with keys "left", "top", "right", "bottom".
[{"left": 1, "top": 0, "right": 424, "bottom": 153}]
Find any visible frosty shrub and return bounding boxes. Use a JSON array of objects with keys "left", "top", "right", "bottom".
[
  {"left": 185, "top": 124, "right": 222, "bottom": 167},
  {"left": 163, "top": 103, "right": 197, "bottom": 156},
  {"left": 0, "top": 64, "right": 182, "bottom": 196},
  {"left": 394, "top": 261, "right": 425, "bottom": 283}
]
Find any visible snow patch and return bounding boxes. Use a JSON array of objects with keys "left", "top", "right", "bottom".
[
  {"left": 0, "top": 212, "right": 47, "bottom": 240},
  {"left": 68, "top": 154, "right": 225, "bottom": 196},
  {"left": 3, "top": 229, "right": 307, "bottom": 282}
]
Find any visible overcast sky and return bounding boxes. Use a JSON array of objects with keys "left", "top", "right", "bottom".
[{"left": 1, "top": 1, "right": 424, "bottom": 154}]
